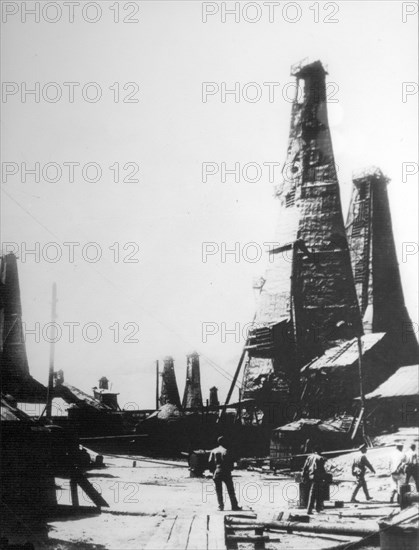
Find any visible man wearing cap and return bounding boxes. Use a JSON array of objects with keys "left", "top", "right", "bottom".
[
  {"left": 209, "top": 436, "right": 241, "bottom": 511},
  {"left": 389, "top": 444, "right": 406, "bottom": 503},
  {"left": 351, "top": 444, "right": 375, "bottom": 502}
]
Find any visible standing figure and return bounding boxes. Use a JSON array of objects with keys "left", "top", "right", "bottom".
[
  {"left": 351, "top": 444, "right": 375, "bottom": 502},
  {"left": 389, "top": 444, "right": 406, "bottom": 503},
  {"left": 209, "top": 436, "right": 241, "bottom": 511},
  {"left": 302, "top": 446, "right": 327, "bottom": 514},
  {"left": 405, "top": 443, "right": 418, "bottom": 491}
]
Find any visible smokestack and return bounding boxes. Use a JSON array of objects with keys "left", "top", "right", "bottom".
[
  {"left": 209, "top": 386, "right": 219, "bottom": 407},
  {"left": 182, "top": 351, "right": 203, "bottom": 409},
  {"left": 159, "top": 356, "right": 181, "bottom": 408}
]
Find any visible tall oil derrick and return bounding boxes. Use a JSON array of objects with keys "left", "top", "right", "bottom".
[
  {"left": 209, "top": 386, "right": 219, "bottom": 407},
  {"left": 0, "top": 253, "right": 46, "bottom": 400},
  {"left": 346, "top": 167, "right": 419, "bottom": 369},
  {"left": 182, "top": 351, "right": 203, "bottom": 409},
  {"left": 159, "top": 356, "right": 181, "bottom": 408},
  {"left": 242, "top": 60, "right": 362, "bottom": 422}
]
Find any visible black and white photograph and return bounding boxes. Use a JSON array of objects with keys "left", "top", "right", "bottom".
[{"left": 1, "top": 1, "right": 418, "bottom": 548}]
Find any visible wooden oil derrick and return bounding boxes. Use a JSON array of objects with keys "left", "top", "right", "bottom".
[
  {"left": 346, "top": 167, "right": 419, "bottom": 369},
  {"left": 242, "top": 60, "right": 362, "bottom": 419},
  {"left": 159, "top": 356, "right": 181, "bottom": 408},
  {"left": 0, "top": 253, "right": 30, "bottom": 375},
  {"left": 209, "top": 386, "right": 219, "bottom": 407},
  {"left": 182, "top": 351, "right": 203, "bottom": 409},
  {"left": 0, "top": 253, "right": 46, "bottom": 400}
]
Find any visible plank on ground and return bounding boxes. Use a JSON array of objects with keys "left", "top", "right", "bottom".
[
  {"left": 144, "top": 517, "right": 177, "bottom": 550},
  {"left": 187, "top": 515, "right": 208, "bottom": 550},
  {"left": 165, "top": 516, "right": 195, "bottom": 550},
  {"left": 207, "top": 514, "right": 226, "bottom": 550}
]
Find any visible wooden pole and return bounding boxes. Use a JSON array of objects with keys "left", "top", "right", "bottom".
[
  {"left": 155, "top": 360, "right": 159, "bottom": 409},
  {"left": 356, "top": 335, "right": 367, "bottom": 439},
  {"left": 45, "top": 283, "right": 57, "bottom": 419},
  {"left": 217, "top": 348, "right": 247, "bottom": 424},
  {"left": 224, "top": 348, "right": 246, "bottom": 407}
]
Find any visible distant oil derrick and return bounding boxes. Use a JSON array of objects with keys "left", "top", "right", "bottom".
[
  {"left": 182, "top": 351, "right": 203, "bottom": 409},
  {"left": 242, "top": 59, "right": 362, "bottom": 410},
  {"left": 0, "top": 253, "right": 30, "bottom": 375},
  {"left": 209, "top": 386, "right": 219, "bottom": 407},
  {"left": 346, "top": 167, "right": 419, "bottom": 367},
  {"left": 99, "top": 376, "right": 109, "bottom": 390},
  {"left": 0, "top": 253, "right": 46, "bottom": 400},
  {"left": 159, "top": 356, "right": 181, "bottom": 408}
]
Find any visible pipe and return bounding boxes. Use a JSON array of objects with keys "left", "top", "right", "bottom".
[
  {"left": 226, "top": 518, "right": 374, "bottom": 537},
  {"left": 268, "top": 521, "right": 374, "bottom": 537}
]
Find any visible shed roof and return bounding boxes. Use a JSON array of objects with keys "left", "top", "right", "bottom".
[
  {"left": 303, "top": 333, "right": 385, "bottom": 372},
  {"left": 364, "top": 365, "right": 419, "bottom": 400},
  {"left": 54, "top": 383, "right": 111, "bottom": 411},
  {"left": 272, "top": 416, "right": 351, "bottom": 434},
  {"left": 1, "top": 395, "right": 32, "bottom": 422}
]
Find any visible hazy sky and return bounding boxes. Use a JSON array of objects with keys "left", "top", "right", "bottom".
[{"left": 1, "top": 1, "right": 418, "bottom": 409}]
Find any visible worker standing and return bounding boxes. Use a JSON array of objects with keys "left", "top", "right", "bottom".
[
  {"left": 302, "top": 446, "right": 327, "bottom": 515},
  {"left": 389, "top": 444, "right": 406, "bottom": 503},
  {"left": 350, "top": 444, "right": 375, "bottom": 502},
  {"left": 405, "top": 443, "right": 418, "bottom": 491},
  {"left": 209, "top": 436, "right": 242, "bottom": 512}
]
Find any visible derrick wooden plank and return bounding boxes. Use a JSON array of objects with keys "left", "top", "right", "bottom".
[
  {"left": 77, "top": 475, "right": 109, "bottom": 508},
  {"left": 165, "top": 516, "right": 194, "bottom": 550},
  {"left": 144, "top": 517, "right": 177, "bottom": 550},
  {"left": 187, "top": 515, "right": 208, "bottom": 550},
  {"left": 207, "top": 514, "right": 226, "bottom": 549}
]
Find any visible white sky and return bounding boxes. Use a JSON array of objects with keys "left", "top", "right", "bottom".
[{"left": 1, "top": 1, "right": 418, "bottom": 409}]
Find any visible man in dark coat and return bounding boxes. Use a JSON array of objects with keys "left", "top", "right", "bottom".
[
  {"left": 302, "top": 446, "right": 327, "bottom": 514},
  {"left": 351, "top": 444, "right": 375, "bottom": 502},
  {"left": 209, "top": 436, "right": 241, "bottom": 511}
]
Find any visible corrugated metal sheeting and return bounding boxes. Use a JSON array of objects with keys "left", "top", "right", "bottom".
[
  {"left": 304, "top": 333, "right": 385, "bottom": 372},
  {"left": 365, "top": 365, "right": 419, "bottom": 399},
  {"left": 1, "top": 396, "right": 31, "bottom": 422}
]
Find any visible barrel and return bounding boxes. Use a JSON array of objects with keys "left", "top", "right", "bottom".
[
  {"left": 188, "top": 450, "right": 210, "bottom": 477},
  {"left": 399, "top": 484, "right": 411, "bottom": 508}
]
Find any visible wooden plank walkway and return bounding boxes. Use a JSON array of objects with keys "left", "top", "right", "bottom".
[
  {"left": 144, "top": 513, "right": 227, "bottom": 550},
  {"left": 144, "top": 511, "right": 259, "bottom": 549}
]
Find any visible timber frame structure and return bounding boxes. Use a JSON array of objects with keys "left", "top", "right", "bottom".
[{"left": 241, "top": 59, "right": 363, "bottom": 423}]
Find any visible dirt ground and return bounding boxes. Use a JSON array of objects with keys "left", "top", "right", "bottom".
[{"left": 4, "top": 427, "right": 418, "bottom": 549}]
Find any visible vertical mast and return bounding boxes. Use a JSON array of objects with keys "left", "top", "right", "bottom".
[
  {"left": 45, "top": 282, "right": 57, "bottom": 419},
  {"left": 155, "top": 359, "right": 159, "bottom": 409}
]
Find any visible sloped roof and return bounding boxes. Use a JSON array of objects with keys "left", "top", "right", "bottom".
[
  {"left": 1, "top": 395, "right": 33, "bottom": 422},
  {"left": 273, "top": 415, "right": 352, "bottom": 433},
  {"left": 54, "top": 383, "right": 110, "bottom": 411},
  {"left": 146, "top": 403, "right": 183, "bottom": 421},
  {"left": 364, "top": 365, "right": 419, "bottom": 400},
  {"left": 303, "top": 333, "right": 385, "bottom": 372},
  {"left": 273, "top": 416, "right": 350, "bottom": 434},
  {"left": 273, "top": 418, "right": 321, "bottom": 432}
]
